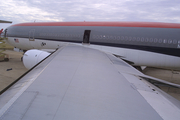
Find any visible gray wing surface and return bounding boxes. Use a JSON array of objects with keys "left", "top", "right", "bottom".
[{"left": 0, "top": 45, "right": 180, "bottom": 120}]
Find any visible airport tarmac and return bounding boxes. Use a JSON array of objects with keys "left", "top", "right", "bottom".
[
  {"left": 143, "top": 67, "right": 180, "bottom": 100},
  {"left": 0, "top": 50, "right": 179, "bottom": 101},
  {"left": 0, "top": 50, "right": 27, "bottom": 91}
]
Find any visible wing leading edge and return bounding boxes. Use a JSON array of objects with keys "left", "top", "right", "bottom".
[{"left": 0, "top": 44, "right": 180, "bottom": 120}]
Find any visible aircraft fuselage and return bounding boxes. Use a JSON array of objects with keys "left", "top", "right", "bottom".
[{"left": 5, "top": 22, "right": 180, "bottom": 69}]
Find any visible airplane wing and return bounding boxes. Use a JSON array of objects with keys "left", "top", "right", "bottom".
[
  {"left": 0, "top": 20, "right": 12, "bottom": 23},
  {"left": 0, "top": 44, "right": 180, "bottom": 120}
]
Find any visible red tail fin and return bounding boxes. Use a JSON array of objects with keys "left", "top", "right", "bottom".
[{"left": 0, "top": 29, "right": 3, "bottom": 34}]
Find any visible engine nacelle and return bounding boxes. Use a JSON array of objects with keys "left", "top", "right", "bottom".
[{"left": 23, "top": 49, "right": 50, "bottom": 69}]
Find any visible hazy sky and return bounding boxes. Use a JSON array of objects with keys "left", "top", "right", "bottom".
[{"left": 0, "top": 0, "right": 180, "bottom": 29}]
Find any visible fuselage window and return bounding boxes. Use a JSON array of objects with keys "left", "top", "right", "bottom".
[
  {"left": 145, "top": 38, "right": 149, "bottom": 42},
  {"left": 159, "top": 39, "right": 162, "bottom": 43},
  {"left": 133, "top": 37, "right": 136, "bottom": 41},
  {"left": 117, "top": 36, "right": 120, "bottom": 40},
  {"left": 168, "top": 39, "right": 172, "bottom": 44},
  {"left": 110, "top": 36, "right": 113, "bottom": 40},
  {"left": 97, "top": 35, "right": 100, "bottom": 39},
  {"left": 137, "top": 37, "right": 140, "bottom": 41},
  {"left": 141, "top": 37, "right": 144, "bottom": 42},
  {"left": 106, "top": 36, "right": 109, "bottom": 39},
  {"left": 163, "top": 39, "right": 167, "bottom": 43},
  {"left": 99, "top": 35, "right": 102, "bottom": 39},
  {"left": 178, "top": 40, "right": 180, "bottom": 46},
  {"left": 129, "top": 37, "right": 132, "bottom": 41},
  {"left": 113, "top": 36, "right": 116, "bottom": 40},
  {"left": 121, "top": 36, "right": 124, "bottom": 40},
  {"left": 173, "top": 39, "right": 177, "bottom": 44},
  {"left": 150, "top": 38, "right": 153, "bottom": 42},
  {"left": 103, "top": 35, "right": 106, "bottom": 39},
  {"left": 154, "top": 38, "right": 158, "bottom": 43},
  {"left": 125, "top": 36, "right": 128, "bottom": 41}
]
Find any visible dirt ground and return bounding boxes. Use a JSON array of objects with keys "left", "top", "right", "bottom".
[
  {"left": 143, "top": 67, "right": 180, "bottom": 100},
  {"left": 0, "top": 50, "right": 27, "bottom": 91}
]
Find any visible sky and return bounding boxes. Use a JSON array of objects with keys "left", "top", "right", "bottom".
[{"left": 0, "top": 0, "right": 180, "bottom": 29}]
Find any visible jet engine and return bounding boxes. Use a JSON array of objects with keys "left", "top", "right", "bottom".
[{"left": 23, "top": 49, "right": 50, "bottom": 69}]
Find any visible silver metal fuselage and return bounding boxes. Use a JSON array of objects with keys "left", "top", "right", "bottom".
[{"left": 5, "top": 22, "right": 180, "bottom": 69}]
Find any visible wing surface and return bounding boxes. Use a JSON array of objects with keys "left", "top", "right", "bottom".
[{"left": 0, "top": 44, "right": 180, "bottom": 120}]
